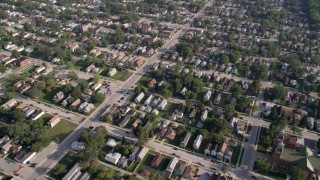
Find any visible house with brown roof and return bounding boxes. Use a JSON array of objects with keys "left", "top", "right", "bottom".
[
  {"left": 158, "top": 127, "right": 167, "bottom": 137},
  {"left": 165, "top": 128, "right": 176, "bottom": 140},
  {"left": 217, "top": 137, "right": 230, "bottom": 159},
  {"left": 148, "top": 78, "right": 157, "bottom": 88},
  {"left": 182, "top": 164, "right": 197, "bottom": 179},
  {"left": 151, "top": 153, "right": 164, "bottom": 168},
  {"left": 48, "top": 115, "right": 61, "bottom": 128}
]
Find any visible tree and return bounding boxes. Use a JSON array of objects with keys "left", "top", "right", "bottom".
[
  {"left": 271, "top": 85, "right": 286, "bottom": 101},
  {"left": 212, "top": 134, "right": 225, "bottom": 144},
  {"left": 54, "top": 164, "right": 67, "bottom": 176},
  {"left": 93, "top": 74, "right": 100, "bottom": 83},
  {"left": 224, "top": 105, "right": 238, "bottom": 120},
  {"left": 161, "top": 88, "right": 173, "bottom": 99},
  {"left": 68, "top": 71, "right": 78, "bottom": 80},
  {"left": 78, "top": 81, "right": 89, "bottom": 91},
  {"left": 4, "top": 92, "right": 14, "bottom": 100},
  {"left": 277, "top": 118, "right": 288, "bottom": 129},
  {"left": 91, "top": 93, "right": 105, "bottom": 105},
  {"left": 145, "top": 112, "right": 158, "bottom": 122},
  {"left": 251, "top": 64, "right": 268, "bottom": 80},
  {"left": 260, "top": 135, "right": 272, "bottom": 150},
  {"left": 185, "top": 100, "right": 192, "bottom": 113},
  {"left": 95, "top": 170, "right": 114, "bottom": 180},
  {"left": 255, "top": 157, "right": 271, "bottom": 174},
  {"left": 230, "top": 85, "right": 243, "bottom": 98},
  {"left": 62, "top": 83, "right": 73, "bottom": 94},
  {"left": 199, "top": 129, "right": 208, "bottom": 137},
  {"left": 149, "top": 170, "right": 163, "bottom": 180},
  {"left": 25, "top": 87, "right": 43, "bottom": 99},
  {"left": 10, "top": 109, "right": 26, "bottom": 122},
  {"left": 71, "top": 87, "right": 82, "bottom": 99},
  {"left": 290, "top": 166, "right": 306, "bottom": 180},
  {"left": 290, "top": 124, "right": 302, "bottom": 135}
]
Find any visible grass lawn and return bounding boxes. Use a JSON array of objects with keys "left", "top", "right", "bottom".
[
  {"left": 0, "top": 81, "right": 12, "bottom": 90},
  {"left": 48, "top": 119, "right": 78, "bottom": 143},
  {"left": 111, "top": 70, "right": 133, "bottom": 81},
  {"left": 128, "top": 161, "right": 139, "bottom": 172},
  {"left": 36, "top": 87, "right": 61, "bottom": 104},
  {"left": 158, "top": 102, "right": 178, "bottom": 118},
  {"left": 48, "top": 151, "right": 79, "bottom": 179},
  {"left": 230, "top": 145, "right": 241, "bottom": 165},
  {"left": 137, "top": 153, "right": 154, "bottom": 172}
]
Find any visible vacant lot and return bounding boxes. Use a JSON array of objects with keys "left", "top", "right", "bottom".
[
  {"left": 48, "top": 151, "right": 79, "bottom": 179},
  {"left": 112, "top": 70, "right": 133, "bottom": 81},
  {"left": 48, "top": 119, "right": 78, "bottom": 143}
]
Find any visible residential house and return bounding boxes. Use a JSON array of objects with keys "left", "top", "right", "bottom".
[
  {"left": 214, "top": 93, "right": 222, "bottom": 104},
  {"left": 204, "top": 143, "right": 212, "bottom": 155},
  {"left": 158, "top": 99, "right": 167, "bottom": 110},
  {"left": 176, "top": 111, "right": 184, "bottom": 119},
  {"left": 132, "top": 118, "right": 141, "bottom": 129},
  {"left": 106, "top": 138, "right": 117, "bottom": 148},
  {"left": 317, "top": 119, "right": 320, "bottom": 131},
  {"left": 193, "top": 134, "right": 203, "bottom": 150},
  {"left": 79, "top": 102, "right": 95, "bottom": 113},
  {"left": 1, "top": 99, "right": 17, "bottom": 109},
  {"left": 165, "top": 128, "right": 176, "bottom": 140},
  {"left": 181, "top": 132, "right": 191, "bottom": 148},
  {"left": 151, "top": 153, "right": 164, "bottom": 168},
  {"left": 217, "top": 138, "right": 230, "bottom": 159},
  {"left": 166, "top": 157, "right": 179, "bottom": 173},
  {"left": 307, "top": 117, "right": 314, "bottom": 129},
  {"left": 148, "top": 78, "right": 157, "bottom": 88},
  {"left": 158, "top": 127, "right": 168, "bottom": 138},
  {"left": 53, "top": 91, "right": 65, "bottom": 103},
  {"left": 204, "top": 90, "right": 212, "bottom": 101},
  {"left": 25, "top": 107, "right": 36, "bottom": 118},
  {"left": 15, "top": 151, "right": 36, "bottom": 164},
  {"left": 31, "top": 110, "right": 44, "bottom": 121},
  {"left": 182, "top": 164, "right": 197, "bottom": 179},
  {"left": 174, "top": 160, "right": 187, "bottom": 175},
  {"left": 119, "top": 115, "right": 131, "bottom": 128},
  {"left": 108, "top": 68, "right": 117, "bottom": 77},
  {"left": 91, "top": 81, "right": 102, "bottom": 91},
  {"left": 200, "top": 110, "right": 208, "bottom": 122},
  {"left": 141, "top": 169, "right": 151, "bottom": 177},
  {"left": 229, "top": 117, "right": 238, "bottom": 128},
  {"left": 2, "top": 140, "right": 12, "bottom": 155},
  {"left": 62, "top": 163, "right": 81, "bottom": 180},
  {"left": 19, "top": 83, "right": 31, "bottom": 94},
  {"left": 117, "top": 156, "right": 128, "bottom": 168},
  {"left": 144, "top": 95, "right": 154, "bottom": 106},
  {"left": 48, "top": 115, "right": 61, "bottom": 128},
  {"left": 136, "top": 147, "right": 149, "bottom": 161},
  {"left": 105, "top": 152, "right": 122, "bottom": 164},
  {"left": 180, "top": 87, "right": 188, "bottom": 96},
  {"left": 135, "top": 92, "right": 145, "bottom": 103},
  {"left": 34, "top": 66, "right": 46, "bottom": 74},
  {"left": 70, "top": 99, "right": 81, "bottom": 108},
  {"left": 223, "top": 147, "right": 233, "bottom": 162},
  {"left": 189, "top": 108, "right": 197, "bottom": 118}
]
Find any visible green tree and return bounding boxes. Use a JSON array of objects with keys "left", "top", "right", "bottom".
[
  {"left": 91, "top": 93, "right": 105, "bottom": 105},
  {"left": 230, "top": 85, "right": 243, "bottom": 98},
  {"left": 224, "top": 105, "right": 238, "bottom": 120},
  {"left": 71, "top": 87, "right": 82, "bottom": 99},
  {"left": 10, "top": 109, "right": 26, "bottom": 122},
  {"left": 62, "top": 83, "right": 73, "bottom": 94},
  {"left": 255, "top": 157, "right": 271, "bottom": 174},
  {"left": 54, "top": 164, "right": 67, "bottom": 176},
  {"left": 260, "top": 135, "right": 272, "bottom": 150},
  {"left": 68, "top": 71, "right": 78, "bottom": 80},
  {"left": 290, "top": 124, "right": 302, "bottom": 135},
  {"left": 212, "top": 134, "right": 225, "bottom": 144},
  {"left": 4, "top": 92, "right": 14, "bottom": 100},
  {"left": 199, "top": 129, "right": 209, "bottom": 137},
  {"left": 290, "top": 166, "right": 306, "bottom": 180}
]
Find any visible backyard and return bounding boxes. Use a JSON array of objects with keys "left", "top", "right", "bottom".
[
  {"left": 111, "top": 70, "right": 133, "bottom": 81},
  {"left": 48, "top": 151, "right": 79, "bottom": 179}
]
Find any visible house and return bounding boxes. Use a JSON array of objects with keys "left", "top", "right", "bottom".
[
  {"left": 217, "top": 138, "right": 230, "bottom": 159},
  {"left": 17, "top": 58, "right": 30, "bottom": 67},
  {"left": 53, "top": 91, "right": 65, "bottom": 103},
  {"left": 31, "top": 110, "right": 44, "bottom": 121},
  {"left": 34, "top": 66, "right": 46, "bottom": 74},
  {"left": 117, "top": 156, "right": 128, "bottom": 168},
  {"left": 148, "top": 78, "right": 157, "bottom": 88},
  {"left": 193, "top": 134, "right": 203, "bottom": 150},
  {"left": 79, "top": 102, "right": 95, "bottom": 113},
  {"left": 214, "top": 93, "right": 222, "bottom": 104},
  {"left": 19, "top": 83, "right": 31, "bottom": 94},
  {"left": 317, "top": 119, "right": 320, "bottom": 131},
  {"left": 71, "top": 141, "right": 85, "bottom": 151},
  {"left": 223, "top": 147, "right": 233, "bottom": 162},
  {"left": 136, "top": 147, "right": 149, "bottom": 161},
  {"left": 70, "top": 99, "right": 81, "bottom": 108},
  {"left": 166, "top": 157, "right": 179, "bottom": 172},
  {"left": 15, "top": 151, "right": 36, "bottom": 164},
  {"left": 158, "top": 127, "right": 168, "bottom": 137},
  {"left": 166, "top": 128, "right": 176, "bottom": 140},
  {"left": 108, "top": 68, "right": 117, "bottom": 77},
  {"left": 307, "top": 117, "right": 314, "bottom": 129},
  {"left": 105, "top": 152, "right": 122, "bottom": 164},
  {"left": 182, "top": 164, "right": 197, "bottom": 179},
  {"left": 204, "top": 143, "right": 212, "bottom": 155},
  {"left": 158, "top": 99, "right": 167, "bottom": 110},
  {"left": 120, "top": 106, "right": 131, "bottom": 114},
  {"left": 174, "top": 160, "right": 187, "bottom": 175},
  {"left": 151, "top": 153, "right": 164, "bottom": 168},
  {"left": 144, "top": 95, "right": 154, "bottom": 106},
  {"left": 204, "top": 90, "right": 212, "bottom": 101},
  {"left": 180, "top": 87, "right": 188, "bottom": 96},
  {"left": 62, "top": 163, "right": 81, "bottom": 180},
  {"left": 1, "top": 99, "right": 17, "bottom": 109},
  {"left": 91, "top": 82, "right": 102, "bottom": 91},
  {"left": 141, "top": 169, "right": 151, "bottom": 177},
  {"left": 25, "top": 107, "right": 36, "bottom": 118},
  {"left": 132, "top": 118, "right": 141, "bottom": 129},
  {"left": 48, "top": 115, "right": 61, "bottom": 128},
  {"left": 189, "top": 108, "right": 197, "bottom": 118},
  {"left": 135, "top": 92, "right": 145, "bottom": 103},
  {"left": 181, "top": 132, "right": 191, "bottom": 148},
  {"left": 106, "top": 138, "right": 117, "bottom": 148},
  {"left": 2, "top": 140, "right": 12, "bottom": 155},
  {"left": 200, "top": 110, "right": 208, "bottom": 122},
  {"left": 176, "top": 111, "right": 184, "bottom": 119},
  {"left": 229, "top": 117, "right": 238, "bottom": 128},
  {"left": 119, "top": 115, "right": 131, "bottom": 128},
  {"left": 134, "top": 58, "right": 144, "bottom": 67}
]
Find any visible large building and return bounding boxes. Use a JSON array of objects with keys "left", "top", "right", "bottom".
[{"left": 271, "top": 129, "right": 320, "bottom": 178}]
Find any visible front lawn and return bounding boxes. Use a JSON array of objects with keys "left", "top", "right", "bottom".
[
  {"left": 48, "top": 151, "right": 79, "bottom": 179},
  {"left": 111, "top": 70, "right": 133, "bottom": 81},
  {"left": 230, "top": 145, "right": 242, "bottom": 165},
  {"left": 47, "top": 119, "right": 78, "bottom": 143}
]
